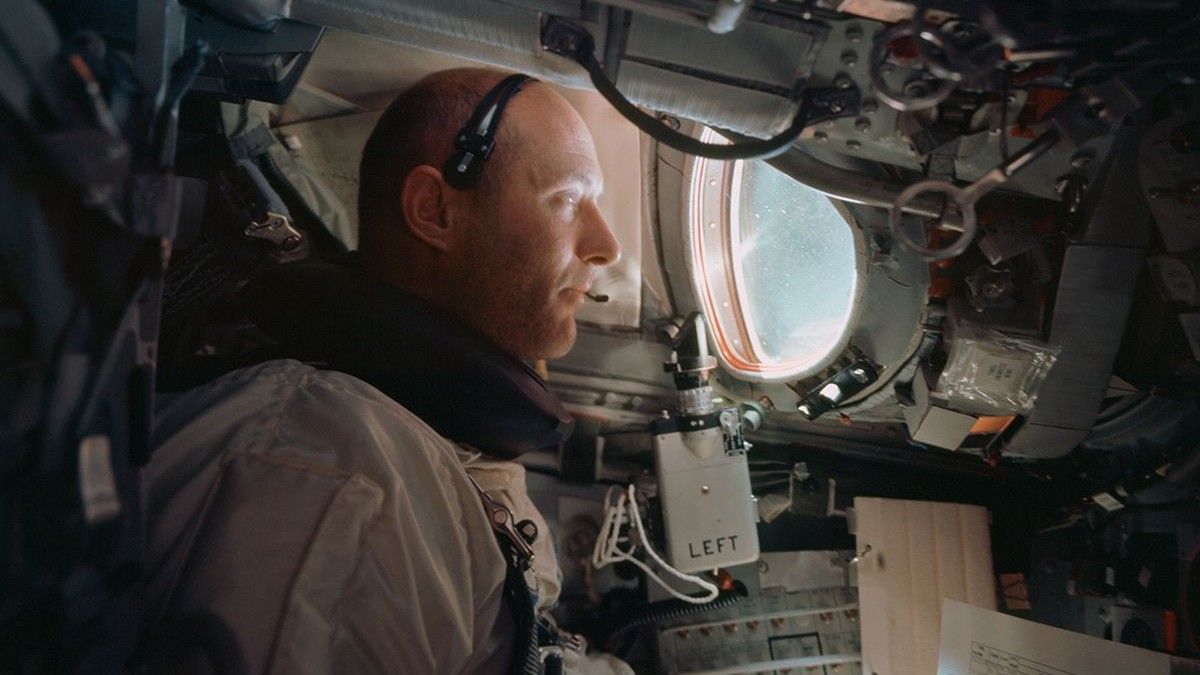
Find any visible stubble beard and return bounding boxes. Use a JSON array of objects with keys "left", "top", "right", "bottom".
[{"left": 453, "top": 227, "right": 576, "bottom": 362}]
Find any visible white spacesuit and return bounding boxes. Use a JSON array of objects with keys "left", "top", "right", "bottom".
[{"left": 142, "top": 359, "right": 632, "bottom": 674}]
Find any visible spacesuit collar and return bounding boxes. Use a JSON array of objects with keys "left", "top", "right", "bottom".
[{"left": 241, "top": 256, "right": 575, "bottom": 459}]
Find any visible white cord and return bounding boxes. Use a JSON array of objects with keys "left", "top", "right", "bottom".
[{"left": 591, "top": 484, "right": 720, "bottom": 604}]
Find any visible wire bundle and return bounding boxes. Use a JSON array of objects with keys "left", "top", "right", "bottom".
[{"left": 591, "top": 484, "right": 719, "bottom": 604}]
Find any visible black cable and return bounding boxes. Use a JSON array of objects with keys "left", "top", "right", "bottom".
[
  {"left": 609, "top": 581, "right": 749, "bottom": 662},
  {"left": 999, "top": 66, "right": 1011, "bottom": 164},
  {"left": 610, "top": 580, "right": 748, "bottom": 638}
]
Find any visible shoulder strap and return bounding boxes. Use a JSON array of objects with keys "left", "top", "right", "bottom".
[{"left": 464, "top": 473, "right": 544, "bottom": 675}]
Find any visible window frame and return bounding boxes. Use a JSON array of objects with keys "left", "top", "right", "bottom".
[{"left": 685, "top": 129, "right": 866, "bottom": 383}]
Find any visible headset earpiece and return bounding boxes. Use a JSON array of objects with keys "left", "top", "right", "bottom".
[
  {"left": 442, "top": 73, "right": 534, "bottom": 191},
  {"left": 443, "top": 133, "right": 493, "bottom": 190}
]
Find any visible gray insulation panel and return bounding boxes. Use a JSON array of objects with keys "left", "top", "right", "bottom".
[
  {"left": 1007, "top": 245, "right": 1144, "bottom": 459},
  {"left": 293, "top": 0, "right": 814, "bottom": 138}
]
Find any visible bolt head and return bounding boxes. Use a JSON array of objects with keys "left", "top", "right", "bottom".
[
  {"left": 903, "top": 80, "right": 931, "bottom": 97},
  {"left": 855, "top": 117, "right": 872, "bottom": 132}
]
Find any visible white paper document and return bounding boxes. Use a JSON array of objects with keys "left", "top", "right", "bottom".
[{"left": 937, "top": 599, "right": 1171, "bottom": 675}]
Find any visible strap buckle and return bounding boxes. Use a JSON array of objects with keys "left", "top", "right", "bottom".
[
  {"left": 466, "top": 473, "right": 536, "bottom": 569},
  {"left": 244, "top": 211, "right": 306, "bottom": 263}
]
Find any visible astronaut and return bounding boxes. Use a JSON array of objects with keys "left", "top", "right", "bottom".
[{"left": 142, "top": 68, "right": 628, "bottom": 674}]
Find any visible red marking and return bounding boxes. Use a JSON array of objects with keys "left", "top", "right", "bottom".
[
  {"left": 1014, "top": 88, "right": 1071, "bottom": 138},
  {"left": 1011, "top": 62, "right": 1058, "bottom": 85},
  {"left": 888, "top": 35, "right": 921, "bottom": 61}
]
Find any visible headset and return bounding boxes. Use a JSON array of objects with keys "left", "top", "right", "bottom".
[{"left": 443, "top": 73, "right": 536, "bottom": 190}]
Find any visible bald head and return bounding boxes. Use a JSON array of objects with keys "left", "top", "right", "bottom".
[
  {"left": 357, "top": 68, "right": 620, "bottom": 360},
  {"left": 359, "top": 68, "right": 513, "bottom": 260}
]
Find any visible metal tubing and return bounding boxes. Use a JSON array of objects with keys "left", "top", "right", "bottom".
[
  {"left": 707, "top": 0, "right": 750, "bottom": 34},
  {"left": 765, "top": 148, "right": 949, "bottom": 219}
]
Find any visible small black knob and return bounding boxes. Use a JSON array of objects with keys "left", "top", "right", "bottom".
[{"left": 515, "top": 519, "right": 538, "bottom": 545}]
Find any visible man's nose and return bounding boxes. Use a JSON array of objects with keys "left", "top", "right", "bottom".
[{"left": 579, "top": 200, "right": 621, "bottom": 267}]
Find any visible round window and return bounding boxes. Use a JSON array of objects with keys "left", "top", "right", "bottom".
[{"left": 688, "top": 129, "right": 860, "bottom": 381}]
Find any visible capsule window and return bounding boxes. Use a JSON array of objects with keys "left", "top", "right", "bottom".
[{"left": 688, "top": 129, "right": 860, "bottom": 381}]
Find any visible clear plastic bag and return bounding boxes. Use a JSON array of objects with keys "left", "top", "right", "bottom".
[{"left": 938, "top": 326, "right": 1061, "bottom": 414}]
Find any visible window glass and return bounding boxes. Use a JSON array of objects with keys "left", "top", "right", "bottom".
[
  {"left": 733, "top": 160, "right": 858, "bottom": 367},
  {"left": 689, "top": 132, "right": 859, "bottom": 381}
]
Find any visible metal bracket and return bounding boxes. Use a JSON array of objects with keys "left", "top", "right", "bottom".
[
  {"left": 719, "top": 408, "right": 750, "bottom": 455},
  {"left": 796, "top": 358, "right": 881, "bottom": 420},
  {"left": 245, "top": 212, "right": 306, "bottom": 263},
  {"left": 804, "top": 86, "right": 863, "bottom": 128}
]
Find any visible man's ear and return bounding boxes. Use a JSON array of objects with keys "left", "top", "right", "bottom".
[{"left": 400, "top": 165, "right": 456, "bottom": 253}]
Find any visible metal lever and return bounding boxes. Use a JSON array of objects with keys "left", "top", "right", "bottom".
[{"left": 889, "top": 129, "right": 1060, "bottom": 261}]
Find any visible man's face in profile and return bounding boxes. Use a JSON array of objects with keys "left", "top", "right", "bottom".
[{"left": 452, "top": 85, "right": 620, "bottom": 362}]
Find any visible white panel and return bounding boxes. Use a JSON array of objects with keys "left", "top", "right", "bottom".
[
  {"left": 938, "top": 600, "right": 1172, "bottom": 675},
  {"left": 854, "top": 497, "right": 996, "bottom": 675}
]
